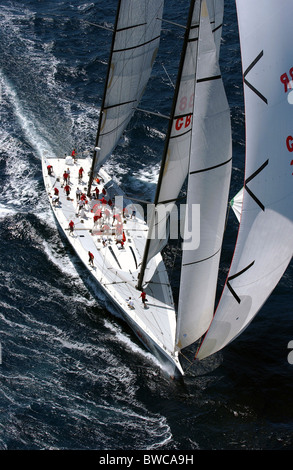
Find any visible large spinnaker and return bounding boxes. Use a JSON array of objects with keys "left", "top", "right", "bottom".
[
  {"left": 197, "top": 0, "right": 293, "bottom": 360},
  {"left": 175, "top": 0, "right": 232, "bottom": 350},
  {"left": 89, "top": 0, "right": 164, "bottom": 183}
]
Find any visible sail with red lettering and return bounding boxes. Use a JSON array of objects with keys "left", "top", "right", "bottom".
[
  {"left": 138, "top": 0, "right": 226, "bottom": 287},
  {"left": 137, "top": 0, "right": 201, "bottom": 279},
  {"left": 197, "top": 0, "right": 293, "bottom": 360}
]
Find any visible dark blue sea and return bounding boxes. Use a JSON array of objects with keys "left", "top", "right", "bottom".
[{"left": 0, "top": 0, "right": 292, "bottom": 453}]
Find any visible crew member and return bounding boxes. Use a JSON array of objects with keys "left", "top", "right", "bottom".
[
  {"left": 88, "top": 251, "right": 94, "bottom": 266},
  {"left": 69, "top": 220, "right": 74, "bottom": 234}
]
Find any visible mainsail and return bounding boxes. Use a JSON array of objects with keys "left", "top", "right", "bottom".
[
  {"left": 197, "top": 0, "right": 293, "bottom": 360},
  {"left": 138, "top": 0, "right": 201, "bottom": 283},
  {"left": 138, "top": 0, "right": 226, "bottom": 288},
  {"left": 88, "top": 0, "right": 164, "bottom": 190},
  {"left": 176, "top": 0, "right": 232, "bottom": 350}
]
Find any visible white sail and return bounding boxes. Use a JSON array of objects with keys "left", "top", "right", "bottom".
[
  {"left": 175, "top": 0, "right": 232, "bottom": 350},
  {"left": 197, "top": 0, "right": 293, "bottom": 360},
  {"left": 140, "top": 0, "right": 225, "bottom": 284},
  {"left": 91, "top": 0, "right": 164, "bottom": 174},
  {"left": 143, "top": 0, "right": 201, "bottom": 270}
]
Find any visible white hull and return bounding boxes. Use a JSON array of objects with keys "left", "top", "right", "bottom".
[{"left": 42, "top": 154, "right": 184, "bottom": 377}]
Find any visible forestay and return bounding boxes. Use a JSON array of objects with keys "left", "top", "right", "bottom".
[
  {"left": 197, "top": 0, "right": 293, "bottom": 360},
  {"left": 91, "top": 0, "right": 164, "bottom": 175},
  {"left": 176, "top": 0, "right": 232, "bottom": 350}
]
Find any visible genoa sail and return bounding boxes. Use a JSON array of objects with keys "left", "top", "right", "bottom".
[
  {"left": 197, "top": 0, "right": 293, "bottom": 360},
  {"left": 175, "top": 0, "right": 232, "bottom": 350},
  {"left": 89, "top": 0, "right": 164, "bottom": 182}
]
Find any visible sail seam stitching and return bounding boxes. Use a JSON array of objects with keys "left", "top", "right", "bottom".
[
  {"left": 213, "top": 23, "right": 223, "bottom": 34},
  {"left": 197, "top": 74, "right": 221, "bottom": 83},
  {"left": 103, "top": 99, "right": 137, "bottom": 110},
  {"left": 189, "top": 156, "right": 232, "bottom": 175},
  {"left": 117, "top": 22, "right": 147, "bottom": 32},
  {"left": 174, "top": 111, "right": 193, "bottom": 120},
  {"left": 182, "top": 248, "right": 221, "bottom": 267},
  {"left": 113, "top": 34, "right": 161, "bottom": 53},
  {"left": 170, "top": 128, "right": 192, "bottom": 139}
]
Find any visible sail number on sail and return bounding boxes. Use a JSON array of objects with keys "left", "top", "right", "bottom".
[
  {"left": 175, "top": 114, "right": 192, "bottom": 131},
  {"left": 175, "top": 94, "right": 194, "bottom": 131},
  {"left": 280, "top": 69, "right": 293, "bottom": 93},
  {"left": 280, "top": 68, "right": 293, "bottom": 173}
]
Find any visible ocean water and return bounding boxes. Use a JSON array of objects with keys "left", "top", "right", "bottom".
[{"left": 0, "top": 0, "right": 292, "bottom": 451}]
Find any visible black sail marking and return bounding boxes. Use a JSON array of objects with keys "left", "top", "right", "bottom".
[
  {"left": 108, "top": 246, "right": 122, "bottom": 270},
  {"left": 197, "top": 74, "right": 221, "bottom": 83},
  {"left": 227, "top": 261, "right": 255, "bottom": 304},
  {"left": 244, "top": 159, "right": 269, "bottom": 211},
  {"left": 189, "top": 157, "right": 232, "bottom": 175},
  {"left": 244, "top": 51, "right": 268, "bottom": 104},
  {"left": 129, "top": 246, "right": 138, "bottom": 269},
  {"left": 113, "top": 34, "right": 161, "bottom": 53}
]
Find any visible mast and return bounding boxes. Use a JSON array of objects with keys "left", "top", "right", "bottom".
[{"left": 137, "top": 0, "right": 201, "bottom": 290}]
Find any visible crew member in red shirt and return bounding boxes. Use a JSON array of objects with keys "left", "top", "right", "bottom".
[
  {"left": 88, "top": 251, "right": 94, "bottom": 266},
  {"left": 140, "top": 291, "right": 147, "bottom": 308},
  {"left": 64, "top": 184, "right": 70, "bottom": 196},
  {"left": 69, "top": 220, "right": 74, "bottom": 233}
]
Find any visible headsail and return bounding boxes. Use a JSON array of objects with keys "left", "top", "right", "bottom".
[
  {"left": 197, "top": 0, "right": 293, "bottom": 360},
  {"left": 175, "top": 0, "right": 232, "bottom": 350},
  {"left": 88, "top": 0, "right": 164, "bottom": 188}
]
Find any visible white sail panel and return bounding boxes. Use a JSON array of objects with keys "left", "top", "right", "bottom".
[
  {"left": 175, "top": 0, "right": 232, "bottom": 349},
  {"left": 197, "top": 0, "right": 293, "bottom": 360},
  {"left": 93, "top": 0, "right": 164, "bottom": 172}
]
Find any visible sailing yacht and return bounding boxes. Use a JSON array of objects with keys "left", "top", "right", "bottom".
[{"left": 42, "top": 0, "right": 293, "bottom": 377}]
